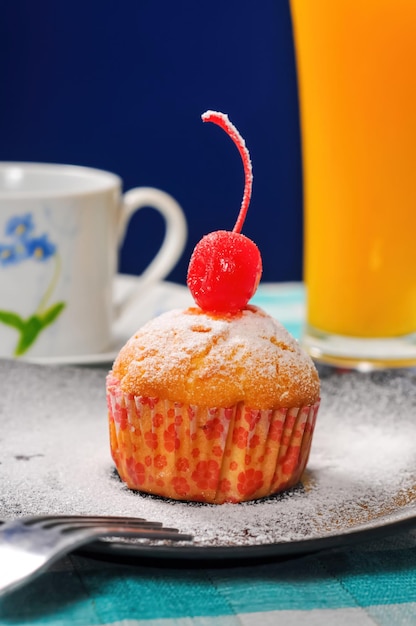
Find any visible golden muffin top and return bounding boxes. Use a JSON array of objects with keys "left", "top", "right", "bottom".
[{"left": 111, "top": 306, "right": 320, "bottom": 409}]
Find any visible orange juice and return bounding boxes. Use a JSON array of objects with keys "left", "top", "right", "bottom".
[{"left": 290, "top": 0, "right": 416, "bottom": 339}]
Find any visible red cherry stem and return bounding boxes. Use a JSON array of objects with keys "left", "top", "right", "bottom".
[{"left": 201, "top": 110, "right": 253, "bottom": 234}]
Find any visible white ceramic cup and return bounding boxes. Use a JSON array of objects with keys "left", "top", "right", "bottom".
[{"left": 0, "top": 162, "right": 187, "bottom": 359}]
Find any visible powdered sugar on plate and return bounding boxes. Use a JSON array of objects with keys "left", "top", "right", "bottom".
[{"left": 0, "top": 359, "right": 415, "bottom": 557}]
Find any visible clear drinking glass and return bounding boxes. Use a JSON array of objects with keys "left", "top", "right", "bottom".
[{"left": 290, "top": 0, "right": 416, "bottom": 369}]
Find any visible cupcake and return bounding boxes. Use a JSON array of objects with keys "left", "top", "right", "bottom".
[
  {"left": 107, "top": 306, "right": 319, "bottom": 504},
  {"left": 106, "top": 110, "right": 320, "bottom": 504}
]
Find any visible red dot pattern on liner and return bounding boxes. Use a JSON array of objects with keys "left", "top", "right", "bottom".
[{"left": 106, "top": 374, "right": 319, "bottom": 504}]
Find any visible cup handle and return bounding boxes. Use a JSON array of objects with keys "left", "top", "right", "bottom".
[{"left": 116, "top": 186, "right": 187, "bottom": 316}]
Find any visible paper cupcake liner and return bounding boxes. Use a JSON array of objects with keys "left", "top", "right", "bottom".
[{"left": 106, "top": 374, "right": 320, "bottom": 504}]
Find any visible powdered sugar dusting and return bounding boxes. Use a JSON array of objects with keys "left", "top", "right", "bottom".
[
  {"left": 112, "top": 306, "right": 319, "bottom": 408},
  {"left": 1, "top": 360, "right": 415, "bottom": 553}
]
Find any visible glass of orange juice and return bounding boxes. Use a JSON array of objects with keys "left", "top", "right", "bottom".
[{"left": 290, "top": 0, "right": 416, "bottom": 369}]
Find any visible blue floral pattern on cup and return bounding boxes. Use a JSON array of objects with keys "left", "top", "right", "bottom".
[{"left": 0, "top": 214, "right": 66, "bottom": 356}]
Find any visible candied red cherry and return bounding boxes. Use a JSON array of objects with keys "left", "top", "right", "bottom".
[
  {"left": 187, "top": 230, "right": 262, "bottom": 314},
  {"left": 187, "top": 110, "right": 263, "bottom": 314}
]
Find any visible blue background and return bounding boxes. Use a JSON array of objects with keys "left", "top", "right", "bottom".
[{"left": 0, "top": 0, "right": 302, "bottom": 286}]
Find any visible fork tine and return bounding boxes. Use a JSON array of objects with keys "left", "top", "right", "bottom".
[
  {"left": 43, "top": 523, "right": 192, "bottom": 540},
  {"left": 79, "top": 525, "right": 194, "bottom": 541},
  {"left": 22, "top": 515, "right": 152, "bottom": 525},
  {"left": 26, "top": 516, "right": 164, "bottom": 530}
]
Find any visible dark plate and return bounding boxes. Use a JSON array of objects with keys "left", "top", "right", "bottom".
[{"left": 1, "top": 359, "right": 415, "bottom": 561}]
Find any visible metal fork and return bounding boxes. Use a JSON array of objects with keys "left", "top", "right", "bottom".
[{"left": 0, "top": 515, "right": 193, "bottom": 597}]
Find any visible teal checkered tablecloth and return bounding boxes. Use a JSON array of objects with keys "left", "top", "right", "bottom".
[
  {"left": 1, "top": 531, "right": 416, "bottom": 626},
  {"left": 1, "top": 282, "right": 416, "bottom": 626}
]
